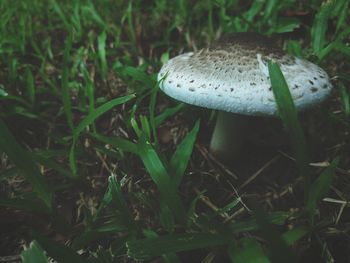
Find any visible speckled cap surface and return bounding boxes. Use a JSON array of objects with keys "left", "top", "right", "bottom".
[{"left": 158, "top": 33, "right": 333, "bottom": 116}]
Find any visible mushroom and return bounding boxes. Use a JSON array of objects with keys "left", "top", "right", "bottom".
[{"left": 158, "top": 33, "right": 333, "bottom": 160}]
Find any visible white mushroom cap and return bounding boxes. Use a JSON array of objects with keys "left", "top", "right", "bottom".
[{"left": 158, "top": 33, "right": 333, "bottom": 116}]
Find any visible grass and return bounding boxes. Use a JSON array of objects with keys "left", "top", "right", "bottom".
[{"left": 0, "top": 0, "right": 349, "bottom": 262}]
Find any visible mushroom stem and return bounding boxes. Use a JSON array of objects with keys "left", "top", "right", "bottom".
[{"left": 209, "top": 111, "right": 247, "bottom": 162}]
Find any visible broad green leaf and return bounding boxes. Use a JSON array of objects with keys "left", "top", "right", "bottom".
[
  {"left": 127, "top": 233, "right": 231, "bottom": 260},
  {"left": 0, "top": 120, "right": 52, "bottom": 209},
  {"left": 21, "top": 240, "right": 48, "bottom": 263},
  {"left": 169, "top": 120, "right": 200, "bottom": 187},
  {"left": 306, "top": 157, "right": 339, "bottom": 220},
  {"left": 268, "top": 61, "right": 310, "bottom": 190},
  {"left": 229, "top": 238, "right": 270, "bottom": 263}
]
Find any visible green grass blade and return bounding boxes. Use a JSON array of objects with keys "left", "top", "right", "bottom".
[
  {"left": 254, "top": 205, "right": 296, "bottom": 263},
  {"left": 92, "top": 133, "right": 138, "bottom": 154},
  {"left": 0, "top": 120, "right": 52, "bottom": 209},
  {"left": 155, "top": 103, "right": 186, "bottom": 127},
  {"left": 73, "top": 94, "right": 135, "bottom": 138},
  {"left": 0, "top": 197, "right": 51, "bottom": 214},
  {"left": 61, "top": 35, "right": 74, "bottom": 131},
  {"left": 48, "top": 0, "right": 70, "bottom": 29},
  {"left": 73, "top": 175, "right": 135, "bottom": 249},
  {"left": 335, "top": 0, "right": 349, "bottom": 32},
  {"left": 127, "top": 233, "right": 231, "bottom": 260},
  {"left": 169, "top": 120, "right": 200, "bottom": 187},
  {"left": 306, "top": 157, "right": 339, "bottom": 221},
  {"left": 21, "top": 240, "right": 48, "bottom": 263},
  {"left": 311, "top": 1, "right": 333, "bottom": 56},
  {"left": 34, "top": 233, "right": 88, "bottom": 263},
  {"left": 228, "top": 238, "right": 270, "bottom": 263},
  {"left": 282, "top": 227, "right": 308, "bottom": 246},
  {"left": 268, "top": 61, "right": 310, "bottom": 189},
  {"left": 228, "top": 211, "right": 289, "bottom": 234},
  {"left": 100, "top": 175, "right": 135, "bottom": 228},
  {"left": 142, "top": 230, "right": 181, "bottom": 263},
  {"left": 137, "top": 134, "right": 186, "bottom": 223},
  {"left": 97, "top": 31, "right": 107, "bottom": 80},
  {"left": 339, "top": 82, "right": 350, "bottom": 117},
  {"left": 69, "top": 94, "right": 135, "bottom": 176},
  {"left": 25, "top": 67, "right": 35, "bottom": 105}
]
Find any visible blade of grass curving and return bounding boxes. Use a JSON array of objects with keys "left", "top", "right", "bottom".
[
  {"left": 33, "top": 154, "right": 71, "bottom": 178},
  {"left": 268, "top": 61, "right": 310, "bottom": 191},
  {"left": 21, "top": 240, "right": 48, "bottom": 263},
  {"left": 228, "top": 238, "right": 270, "bottom": 263},
  {"left": 155, "top": 103, "right": 186, "bottom": 127},
  {"left": 0, "top": 120, "right": 52, "bottom": 209},
  {"left": 91, "top": 133, "right": 138, "bottom": 154},
  {"left": 306, "top": 157, "right": 339, "bottom": 222},
  {"left": 69, "top": 94, "right": 135, "bottom": 176},
  {"left": 73, "top": 94, "right": 135, "bottom": 138},
  {"left": 169, "top": 120, "right": 200, "bottom": 187},
  {"left": 137, "top": 134, "right": 186, "bottom": 223},
  {"left": 116, "top": 65, "right": 156, "bottom": 87},
  {"left": 127, "top": 233, "right": 231, "bottom": 260}
]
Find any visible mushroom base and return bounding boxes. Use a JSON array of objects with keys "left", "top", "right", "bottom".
[{"left": 209, "top": 111, "right": 247, "bottom": 163}]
